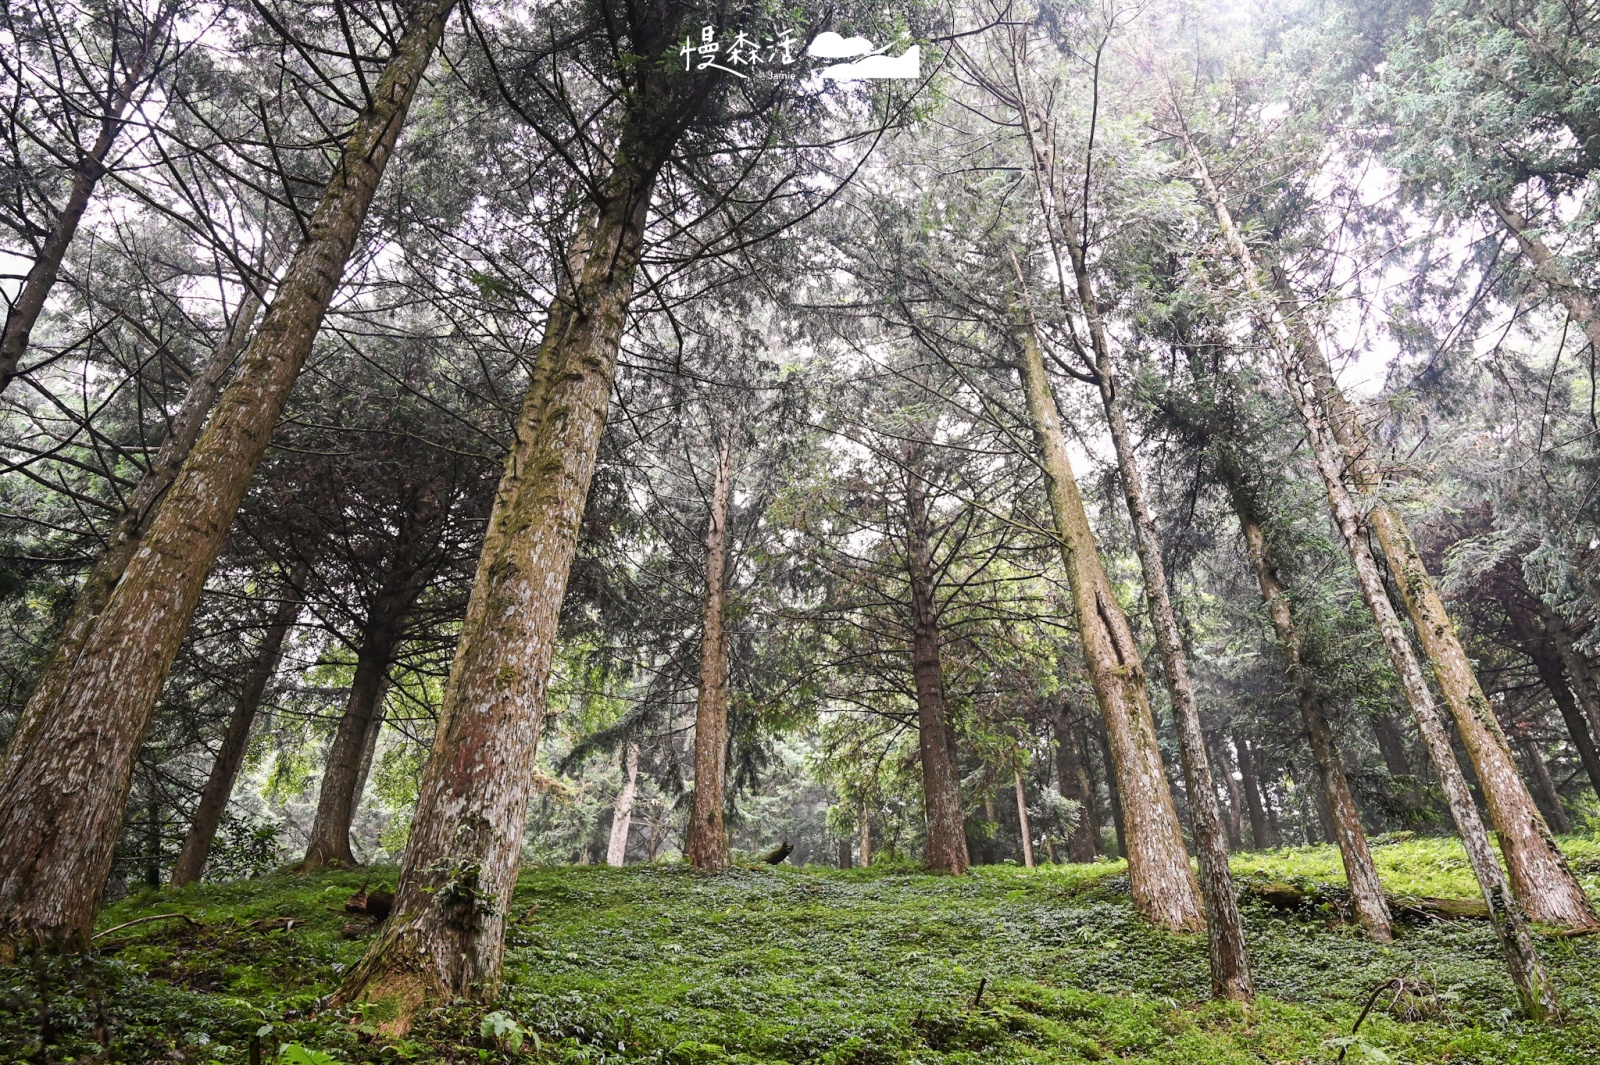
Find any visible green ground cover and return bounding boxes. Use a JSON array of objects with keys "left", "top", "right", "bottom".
[{"left": 6, "top": 837, "right": 1600, "bottom": 1064}]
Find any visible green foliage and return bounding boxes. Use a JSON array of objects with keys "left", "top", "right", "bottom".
[
  {"left": 206, "top": 813, "right": 286, "bottom": 882},
  {"left": 6, "top": 840, "right": 1599, "bottom": 1063}
]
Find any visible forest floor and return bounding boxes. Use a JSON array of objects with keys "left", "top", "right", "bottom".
[{"left": 6, "top": 837, "right": 1600, "bottom": 1065}]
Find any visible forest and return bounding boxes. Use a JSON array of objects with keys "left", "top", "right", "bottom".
[{"left": 2, "top": 0, "right": 1599, "bottom": 1061}]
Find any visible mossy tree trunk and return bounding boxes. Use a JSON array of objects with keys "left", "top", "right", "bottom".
[
  {"left": 1056, "top": 221, "right": 1250, "bottom": 992},
  {"left": 1189, "top": 128, "right": 1560, "bottom": 1012},
  {"left": 1190, "top": 126, "right": 1592, "bottom": 931},
  {"left": 0, "top": 0, "right": 456, "bottom": 954},
  {"left": 335, "top": 114, "right": 671, "bottom": 1013},
  {"left": 1216, "top": 447, "right": 1393, "bottom": 940},
  {"left": 687, "top": 434, "right": 735, "bottom": 872},
  {"left": 1012, "top": 321, "right": 1201, "bottom": 930}
]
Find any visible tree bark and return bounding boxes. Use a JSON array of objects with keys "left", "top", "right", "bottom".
[
  {"left": 1194, "top": 124, "right": 1591, "bottom": 929},
  {"left": 1517, "top": 735, "right": 1570, "bottom": 835},
  {"left": 686, "top": 435, "right": 734, "bottom": 872},
  {"left": 1013, "top": 768, "right": 1035, "bottom": 869},
  {"left": 1218, "top": 453, "right": 1392, "bottom": 939},
  {"left": 1055, "top": 710, "right": 1099, "bottom": 862},
  {"left": 1539, "top": 602, "right": 1600, "bottom": 742},
  {"left": 6, "top": 277, "right": 267, "bottom": 858},
  {"left": 904, "top": 456, "right": 969, "bottom": 875},
  {"left": 0, "top": 3, "right": 177, "bottom": 395},
  {"left": 607, "top": 741, "right": 640, "bottom": 868},
  {"left": 1234, "top": 736, "right": 1270, "bottom": 849},
  {"left": 1012, "top": 321, "right": 1201, "bottom": 930},
  {"left": 335, "top": 105, "right": 671, "bottom": 1015},
  {"left": 169, "top": 566, "right": 305, "bottom": 887},
  {"left": 1512, "top": 604, "right": 1600, "bottom": 802},
  {"left": 1207, "top": 731, "right": 1243, "bottom": 851},
  {"left": 1063, "top": 240, "right": 1249, "bottom": 991},
  {"left": 0, "top": 0, "right": 455, "bottom": 955},
  {"left": 1188, "top": 130, "right": 1565, "bottom": 1014},
  {"left": 1361, "top": 496, "right": 1593, "bottom": 927},
  {"left": 1292, "top": 353, "right": 1556, "bottom": 1011},
  {"left": 300, "top": 655, "right": 396, "bottom": 871}
]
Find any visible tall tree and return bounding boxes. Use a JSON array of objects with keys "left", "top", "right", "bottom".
[
  {"left": 338, "top": 0, "right": 914, "bottom": 1012},
  {"left": 686, "top": 433, "right": 735, "bottom": 871},
  {"left": 0, "top": 0, "right": 458, "bottom": 952},
  {"left": 1182, "top": 127, "right": 1560, "bottom": 1016}
]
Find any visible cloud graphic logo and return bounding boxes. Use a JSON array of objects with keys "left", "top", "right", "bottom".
[
  {"left": 807, "top": 32, "right": 876, "bottom": 59},
  {"left": 821, "top": 45, "right": 920, "bottom": 81}
]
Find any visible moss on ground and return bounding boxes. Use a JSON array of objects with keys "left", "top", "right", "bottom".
[{"left": 4, "top": 838, "right": 1600, "bottom": 1063}]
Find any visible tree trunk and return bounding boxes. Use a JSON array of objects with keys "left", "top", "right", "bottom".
[
  {"left": 6, "top": 278, "right": 267, "bottom": 871},
  {"left": 686, "top": 435, "right": 734, "bottom": 872},
  {"left": 1248, "top": 243, "right": 1593, "bottom": 926},
  {"left": 1207, "top": 731, "right": 1243, "bottom": 851},
  {"left": 1539, "top": 601, "right": 1600, "bottom": 742},
  {"left": 1096, "top": 721, "right": 1126, "bottom": 859},
  {"left": 1189, "top": 132, "right": 1563, "bottom": 1015},
  {"left": 302, "top": 530, "right": 432, "bottom": 872},
  {"left": 0, "top": 3, "right": 176, "bottom": 394},
  {"left": 1014, "top": 768, "right": 1035, "bottom": 869},
  {"left": 1055, "top": 710, "right": 1099, "bottom": 862},
  {"left": 1282, "top": 319, "right": 1558, "bottom": 1014},
  {"left": 301, "top": 653, "right": 395, "bottom": 871},
  {"left": 607, "top": 741, "right": 639, "bottom": 868},
  {"left": 1073, "top": 269, "right": 1249, "bottom": 993},
  {"left": 1361, "top": 497, "right": 1593, "bottom": 927},
  {"left": 1219, "top": 456, "right": 1392, "bottom": 939},
  {"left": 1195, "top": 124, "right": 1592, "bottom": 930},
  {"left": 1373, "top": 714, "right": 1412, "bottom": 780},
  {"left": 905, "top": 457, "right": 969, "bottom": 876},
  {"left": 859, "top": 805, "right": 872, "bottom": 868},
  {"left": 837, "top": 838, "right": 852, "bottom": 869},
  {"left": 1491, "top": 199, "right": 1600, "bottom": 357},
  {"left": 1012, "top": 320, "right": 1201, "bottom": 930},
  {"left": 0, "top": 0, "right": 455, "bottom": 955},
  {"left": 1518, "top": 735, "right": 1570, "bottom": 835},
  {"left": 350, "top": 695, "right": 389, "bottom": 828},
  {"left": 1235, "top": 736, "right": 1270, "bottom": 849},
  {"left": 169, "top": 567, "right": 305, "bottom": 887},
  {"left": 336, "top": 112, "right": 667, "bottom": 1015},
  {"left": 1512, "top": 604, "right": 1600, "bottom": 802}
]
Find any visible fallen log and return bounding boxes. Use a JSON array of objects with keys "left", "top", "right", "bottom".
[
  {"left": 1391, "top": 896, "right": 1491, "bottom": 921},
  {"left": 343, "top": 887, "right": 394, "bottom": 920},
  {"left": 92, "top": 912, "right": 201, "bottom": 940}
]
